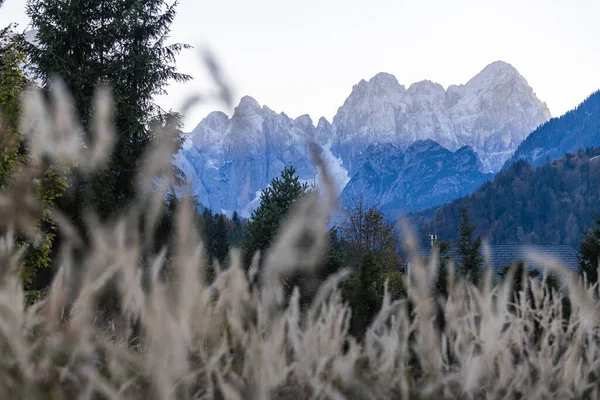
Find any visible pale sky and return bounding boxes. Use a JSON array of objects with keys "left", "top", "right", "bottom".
[{"left": 2, "top": 0, "right": 600, "bottom": 132}]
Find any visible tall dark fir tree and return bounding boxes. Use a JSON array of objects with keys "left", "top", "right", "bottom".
[
  {"left": 201, "top": 208, "right": 229, "bottom": 268},
  {"left": 242, "top": 166, "right": 309, "bottom": 268},
  {"left": 456, "top": 207, "right": 483, "bottom": 285},
  {"left": 26, "top": 0, "right": 192, "bottom": 223}
]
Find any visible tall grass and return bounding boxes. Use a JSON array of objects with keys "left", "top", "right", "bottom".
[{"left": 0, "top": 81, "right": 599, "bottom": 399}]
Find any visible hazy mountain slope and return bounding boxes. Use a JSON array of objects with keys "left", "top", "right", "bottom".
[{"left": 340, "top": 140, "right": 493, "bottom": 217}]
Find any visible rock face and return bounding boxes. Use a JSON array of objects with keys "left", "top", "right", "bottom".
[
  {"left": 331, "top": 61, "right": 551, "bottom": 174},
  {"left": 175, "top": 61, "right": 551, "bottom": 217},
  {"left": 504, "top": 90, "right": 600, "bottom": 169},
  {"left": 340, "top": 140, "right": 493, "bottom": 217}
]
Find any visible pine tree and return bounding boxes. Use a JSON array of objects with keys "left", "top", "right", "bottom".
[
  {"left": 26, "top": 0, "right": 191, "bottom": 223},
  {"left": 579, "top": 215, "right": 600, "bottom": 285},
  {"left": 433, "top": 239, "right": 452, "bottom": 298},
  {"left": 242, "top": 166, "right": 309, "bottom": 267},
  {"left": 202, "top": 208, "right": 229, "bottom": 267},
  {"left": 455, "top": 207, "right": 483, "bottom": 285},
  {"left": 342, "top": 250, "right": 405, "bottom": 339},
  {"left": 322, "top": 227, "right": 346, "bottom": 277},
  {"left": 228, "top": 210, "right": 244, "bottom": 246}
]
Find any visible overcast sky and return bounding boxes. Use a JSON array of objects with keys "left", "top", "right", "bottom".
[{"left": 2, "top": 0, "right": 600, "bottom": 131}]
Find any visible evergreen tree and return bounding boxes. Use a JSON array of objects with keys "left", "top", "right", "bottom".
[
  {"left": 578, "top": 215, "right": 600, "bottom": 285},
  {"left": 342, "top": 251, "right": 405, "bottom": 339},
  {"left": 322, "top": 227, "right": 346, "bottom": 277},
  {"left": 26, "top": 0, "right": 191, "bottom": 223},
  {"left": 152, "top": 190, "right": 188, "bottom": 253},
  {"left": 227, "top": 210, "right": 244, "bottom": 246},
  {"left": 433, "top": 239, "right": 452, "bottom": 298},
  {"left": 242, "top": 166, "right": 309, "bottom": 267},
  {"left": 202, "top": 208, "right": 229, "bottom": 267},
  {"left": 455, "top": 207, "right": 483, "bottom": 285}
]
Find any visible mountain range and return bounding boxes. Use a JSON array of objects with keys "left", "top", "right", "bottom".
[{"left": 174, "top": 61, "right": 551, "bottom": 217}]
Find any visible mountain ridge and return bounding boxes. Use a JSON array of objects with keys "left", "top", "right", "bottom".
[{"left": 331, "top": 60, "right": 550, "bottom": 174}]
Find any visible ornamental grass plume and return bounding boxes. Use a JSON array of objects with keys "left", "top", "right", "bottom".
[{"left": 0, "top": 80, "right": 599, "bottom": 399}]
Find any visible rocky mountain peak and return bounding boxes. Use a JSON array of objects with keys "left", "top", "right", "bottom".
[
  {"left": 477, "top": 60, "right": 519, "bottom": 77},
  {"left": 408, "top": 80, "right": 446, "bottom": 96},
  {"left": 294, "top": 114, "right": 314, "bottom": 129},
  {"left": 316, "top": 117, "right": 331, "bottom": 130},
  {"left": 235, "top": 95, "right": 261, "bottom": 114},
  {"left": 368, "top": 72, "right": 402, "bottom": 88},
  {"left": 192, "top": 111, "right": 228, "bottom": 132},
  {"left": 347, "top": 72, "right": 405, "bottom": 102},
  {"left": 332, "top": 60, "right": 551, "bottom": 174}
]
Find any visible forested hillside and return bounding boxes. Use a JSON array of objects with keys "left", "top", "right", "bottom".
[
  {"left": 505, "top": 90, "right": 600, "bottom": 168},
  {"left": 406, "top": 147, "right": 600, "bottom": 246}
]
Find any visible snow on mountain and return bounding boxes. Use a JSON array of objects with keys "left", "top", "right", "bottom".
[
  {"left": 315, "top": 141, "right": 351, "bottom": 195},
  {"left": 331, "top": 61, "right": 551, "bottom": 174}
]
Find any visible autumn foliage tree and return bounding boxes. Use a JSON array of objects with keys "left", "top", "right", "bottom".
[
  {"left": 0, "top": 21, "right": 68, "bottom": 299},
  {"left": 579, "top": 215, "right": 600, "bottom": 286},
  {"left": 456, "top": 207, "right": 483, "bottom": 285},
  {"left": 339, "top": 197, "right": 401, "bottom": 269},
  {"left": 339, "top": 197, "right": 405, "bottom": 338}
]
